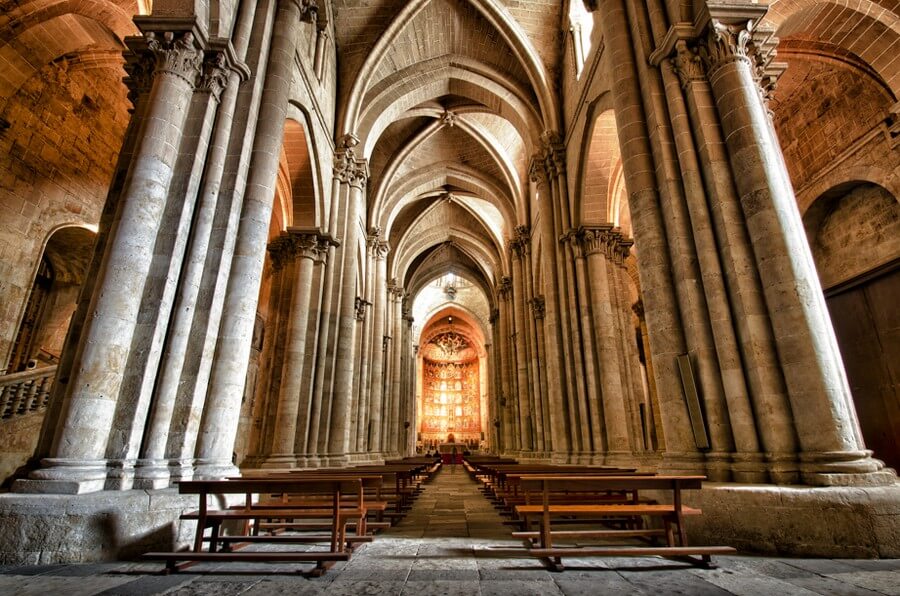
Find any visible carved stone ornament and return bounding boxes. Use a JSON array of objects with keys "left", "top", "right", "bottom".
[
  {"left": 354, "top": 297, "right": 369, "bottom": 321},
  {"left": 124, "top": 55, "right": 154, "bottom": 105},
  {"left": 441, "top": 110, "right": 457, "bottom": 127},
  {"left": 529, "top": 157, "right": 548, "bottom": 185},
  {"left": 299, "top": 0, "right": 319, "bottom": 23},
  {"left": 530, "top": 296, "right": 545, "bottom": 320},
  {"left": 199, "top": 51, "right": 230, "bottom": 102},
  {"left": 498, "top": 276, "right": 512, "bottom": 299},
  {"left": 671, "top": 40, "right": 705, "bottom": 88},
  {"left": 540, "top": 130, "right": 566, "bottom": 177},
  {"left": 699, "top": 20, "right": 753, "bottom": 77},
  {"left": 333, "top": 136, "right": 368, "bottom": 188},
  {"left": 290, "top": 232, "right": 319, "bottom": 260},
  {"left": 144, "top": 31, "right": 203, "bottom": 87}
]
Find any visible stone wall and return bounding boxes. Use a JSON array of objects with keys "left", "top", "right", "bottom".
[
  {"left": 807, "top": 183, "right": 900, "bottom": 288},
  {"left": 0, "top": 59, "right": 129, "bottom": 371}
]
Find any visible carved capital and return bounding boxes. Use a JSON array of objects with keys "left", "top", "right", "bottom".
[
  {"left": 297, "top": 0, "right": 319, "bottom": 23},
  {"left": 199, "top": 51, "right": 229, "bottom": 101},
  {"left": 289, "top": 231, "right": 319, "bottom": 260},
  {"left": 529, "top": 156, "right": 549, "bottom": 186},
  {"left": 144, "top": 31, "right": 203, "bottom": 87},
  {"left": 530, "top": 296, "right": 545, "bottom": 320},
  {"left": 124, "top": 55, "right": 154, "bottom": 105},
  {"left": 540, "top": 130, "right": 566, "bottom": 177},
  {"left": 334, "top": 143, "right": 368, "bottom": 188},
  {"left": 671, "top": 40, "right": 705, "bottom": 88},
  {"left": 700, "top": 19, "right": 753, "bottom": 76},
  {"left": 354, "top": 297, "right": 369, "bottom": 321},
  {"left": 498, "top": 276, "right": 512, "bottom": 299},
  {"left": 267, "top": 235, "right": 292, "bottom": 271},
  {"left": 374, "top": 240, "right": 390, "bottom": 260}
]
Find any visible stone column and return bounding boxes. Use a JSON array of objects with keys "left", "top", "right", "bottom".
[
  {"left": 21, "top": 31, "right": 203, "bottom": 494},
  {"left": 597, "top": 0, "right": 700, "bottom": 470},
  {"left": 667, "top": 38, "right": 798, "bottom": 481},
  {"left": 582, "top": 226, "right": 632, "bottom": 456},
  {"left": 195, "top": 0, "right": 313, "bottom": 478},
  {"left": 700, "top": 18, "right": 889, "bottom": 484},
  {"left": 387, "top": 289, "right": 404, "bottom": 455},
  {"left": 295, "top": 237, "right": 330, "bottom": 464},
  {"left": 542, "top": 138, "right": 591, "bottom": 461},
  {"left": 132, "top": 51, "right": 242, "bottom": 488},
  {"left": 529, "top": 160, "right": 570, "bottom": 458},
  {"left": 633, "top": 301, "right": 663, "bottom": 449},
  {"left": 658, "top": 49, "right": 765, "bottom": 481},
  {"left": 327, "top": 147, "right": 368, "bottom": 463},
  {"left": 496, "top": 278, "right": 517, "bottom": 452},
  {"left": 568, "top": 232, "right": 604, "bottom": 456},
  {"left": 366, "top": 241, "right": 390, "bottom": 453},
  {"left": 509, "top": 238, "right": 533, "bottom": 452},
  {"left": 530, "top": 297, "right": 551, "bottom": 454},
  {"left": 263, "top": 231, "right": 319, "bottom": 466}
]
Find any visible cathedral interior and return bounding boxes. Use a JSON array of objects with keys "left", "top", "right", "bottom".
[{"left": 0, "top": 0, "right": 899, "bottom": 568}]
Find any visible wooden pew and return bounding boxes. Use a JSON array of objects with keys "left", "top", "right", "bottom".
[
  {"left": 512, "top": 475, "right": 735, "bottom": 570},
  {"left": 142, "top": 476, "right": 378, "bottom": 575}
]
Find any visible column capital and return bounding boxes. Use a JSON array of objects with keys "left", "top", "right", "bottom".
[
  {"left": 334, "top": 135, "right": 368, "bottom": 188},
  {"left": 144, "top": 31, "right": 204, "bottom": 86},
  {"left": 671, "top": 40, "right": 705, "bottom": 88},
  {"left": 530, "top": 296, "right": 546, "bottom": 320},
  {"left": 290, "top": 0, "right": 319, "bottom": 23},
  {"left": 198, "top": 51, "right": 230, "bottom": 102},
  {"left": 498, "top": 276, "right": 512, "bottom": 299},
  {"left": 288, "top": 230, "right": 320, "bottom": 261},
  {"left": 540, "top": 130, "right": 566, "bottom": 177},
  {"left": 529, "top": 156, "right": 549, "bottom": 186},
  {"left": 579, "top": 225, "right": 632, "bottom": 264},
  {"left": 354, "top": 296, "right": 370, "bottom": 321}
]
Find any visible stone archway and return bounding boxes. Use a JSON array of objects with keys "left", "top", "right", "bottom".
[{"left": 803, "top": 181, "right": 900, "bottom": 470}]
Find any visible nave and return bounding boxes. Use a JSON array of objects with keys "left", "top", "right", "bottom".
[{"left": 0, "top": 467, "right": 897, "bottom": 595}]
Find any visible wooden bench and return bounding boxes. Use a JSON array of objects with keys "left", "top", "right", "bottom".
[
  {"left": 143, "top": 476, "right": 378, "bottom": 575},
  {"left": 513, "top": 475, "right": 735, "bottom": 570}
]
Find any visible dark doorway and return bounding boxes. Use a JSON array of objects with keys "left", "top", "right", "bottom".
[{"left": 826, "top": 262, "right": 900, "bottom": 471}]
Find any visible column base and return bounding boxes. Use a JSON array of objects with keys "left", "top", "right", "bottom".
[
  {"left": 657, "top": 451, "right": 708, "bottom": 475},
  {"left": 799, "top": 450, "right": 895, "bottom": 486},
  {"left": 13, "top": 459, "right": 108, "bottom": 495},
  {"left": 730, "top": 452, "right": 771, "bottom": 484},
  {"left": 192, "top": 459, "right": 239, "bottom": 480},
  {"left": 132, "top": 459, "right": 172, "bottom": 489},
  {"left": 259, "top": 454, "right": 298, "bottom": 469}
]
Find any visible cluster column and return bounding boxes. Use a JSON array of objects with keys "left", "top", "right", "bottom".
[
  {"left": 697, "top": 17, "right": 888, "bottom": 484},
  {"left": 24, "top": 31, "right": 204, "bottom": 493}
]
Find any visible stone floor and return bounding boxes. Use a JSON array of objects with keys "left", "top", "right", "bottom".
[{"left": 1, "top": 465, "right": 898, "bottom": 595}]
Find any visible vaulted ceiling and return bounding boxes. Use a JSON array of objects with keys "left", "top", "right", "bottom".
[{"left": 333, "top": 0, "right": 563, "bottom": 331}]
